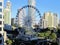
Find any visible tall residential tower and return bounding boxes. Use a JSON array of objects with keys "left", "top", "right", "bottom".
[
  {"left": 28, "top": 0, "right": 36, "bottom": 28},
  {"left": 40, "top": 12, "right": 58, "bottom": 28},
  {"left": 4, "top": 0, "right": 11, "bottom": 25}
]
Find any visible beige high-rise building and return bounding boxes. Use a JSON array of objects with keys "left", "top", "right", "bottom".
[
  {"left": 43, "top": 12, "right": 58, "bottom": 28},
  {"left": 4, "top": 0, "right": 11, "bottom": 25},
  {"left": 44, "top": 12, "right": 53, "bottom": 27}
]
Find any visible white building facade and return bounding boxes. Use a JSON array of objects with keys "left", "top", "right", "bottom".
[
  {"left": 0, "top": 0, "right": 4, "bottom": 45},
  {"left": 40, "top": 16, "right": 48, "bottom": 29}
]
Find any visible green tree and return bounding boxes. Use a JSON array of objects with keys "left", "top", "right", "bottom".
[
  {"left": 44, "top": 31, "right": 51, "bottom": 38},
  {"left": 38, "top": 33, "right": 45, "bottom": 37},
  {"left": 6, "top": 39, "right": 12, "bottom": 45},
  {"left": 49, "top": 33, "right": 57, "bottom": 42}
]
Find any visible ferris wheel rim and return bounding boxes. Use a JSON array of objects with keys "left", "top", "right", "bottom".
[{"left": 17, "top": 5, "right": 41, "bottom": 27}]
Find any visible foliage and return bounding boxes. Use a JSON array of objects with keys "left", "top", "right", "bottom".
[
  {"left": 38, "top": 27, "right": 57, "bottom": 42},
  {"left": 38, "top": 33, "right": 45, "bottom": 37},
  {"left": 44, "top": 31, "right": 51, "bottom": 38},
  {"left": 6, "top": 39, "right": 12, "bottom": 45},
  {"left": 49, "top": 33, "right": 57, "bottom": 42}
]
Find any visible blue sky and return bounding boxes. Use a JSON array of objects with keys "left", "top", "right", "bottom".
[{"left": 4, "top": 0, "right": 60, "bottom": 18}]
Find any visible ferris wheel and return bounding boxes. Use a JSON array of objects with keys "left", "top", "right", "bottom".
[{"left": 17, "top": 5, "right": 41, "bottom": 29}]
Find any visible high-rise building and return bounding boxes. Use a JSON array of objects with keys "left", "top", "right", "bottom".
[
  {"left": 16, "top": 9, "right": 26, "bottom": 27},
  {"left": 4, "top": 0, "right": 11, "bottom": 25},
  {"left": 28, "top": 0, "right": 36, "bottom": 28},
  {"left": 0, "top": 0, "right": 4, "bottom": 45},
  {"left": 59, "top": 19, "right": 60, "bottom": 24},
  {"left": 11, "top": 18, "right": 16, "bottom": 26},
  {"left": 58, "top": 19, "right": 60, "bottom": 28},
  {"left": 43, "top": 12, "right": 53, "bottom": 28},
  {"left": 53, "top": 13, "right": 58, "bottom": 28},
  {"left": 41, "top": 12, "right": 58, "bottom": 28},
  {"left": 40, "top": 16, "right": 48, "bottom": 29}
]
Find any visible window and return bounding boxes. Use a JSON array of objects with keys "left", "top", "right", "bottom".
[
  {"left": 0, "top": 9, "right": 2, "bottom": 12},
  {"left": 0, "top": 40, "right": 2, "bottom": 44},
  {"left": 0, "top": 2, "right": 2, "bottom": 6},
  {"left": 0, "top": 34, "right": 2, "bottom": 37},
  {"left": 0, "top": 21, "right": 2, "bottom": 25},
  {"left": 0, "top": 14, "right": 2, "bottom": 18},
  {"left": 0, "top": 27, "right": 2, "bottom": 31}
]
